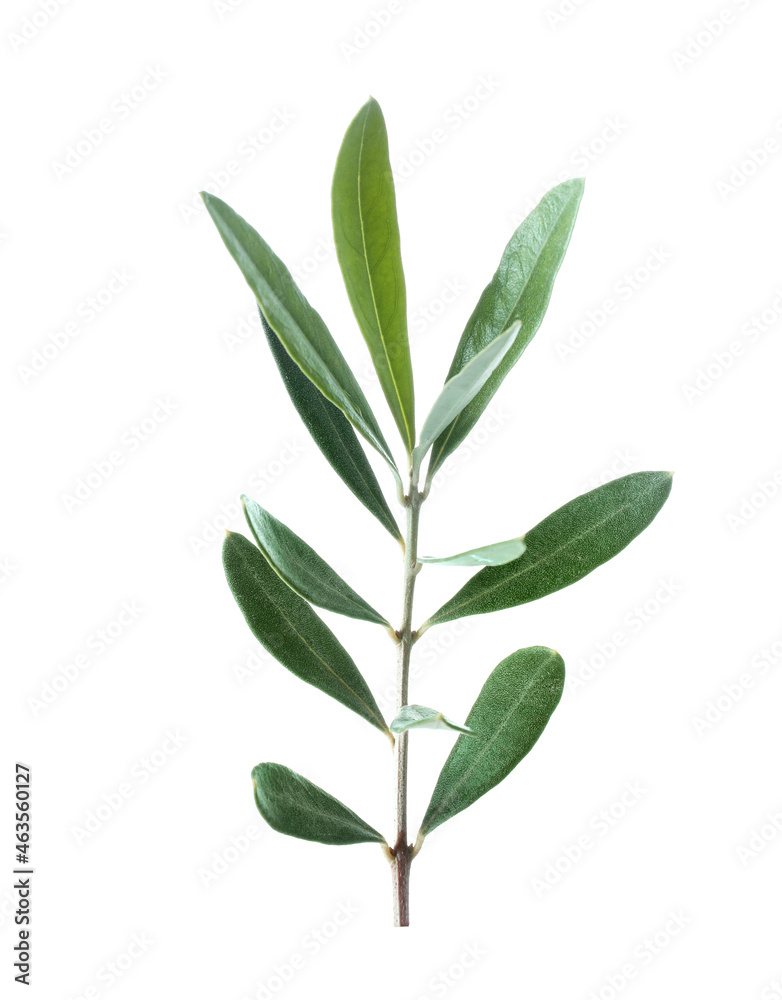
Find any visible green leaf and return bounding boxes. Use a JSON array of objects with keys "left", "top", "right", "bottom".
[
  {"left": 332, "top": 97, "right": 415, "bottom": 454},
  {"left": 252, "top": 763, "right": 387, "bottom": 846},
  {"left": 418, "top": 537, "right": 526, "bottom": 568},
  {"left": 390, "top": 705, "right": 475, "bottom": 736},
  {"left": 423, "top": 472, "right": 672, "bottom": 629},
  {"left": 413, "top": 322, "right": 520, "bottom": 469},
  {"left": 427, "top": 179, "right": 584, "bottom": 483},
  {"left": 261, "top": 311, "right": 402, "bottom": 542},
  {"left": 223, "top": 531, "right": 390, "bottom": 737},
  {"left": 242, "top": 494, "right": 390, "bottom": 627},
  {"left": 419, "top": 647, "right": 564, "bottom": 838},
  {"left": 201, "top": 192, "right": 398, "bottom": 476}
]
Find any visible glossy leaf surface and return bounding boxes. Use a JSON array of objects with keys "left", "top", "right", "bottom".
[{"left": 332, "top": 98, "right": 415, "bottom": 453}]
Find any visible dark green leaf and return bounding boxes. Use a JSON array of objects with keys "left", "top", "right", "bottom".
[
  {"left": 419, "top": 647, "right": 564, "bottom": 838},
  {"left": 261, "top": 311, "right": 402, "bottom": 541},
  {"left": 252, "top": 763, "right": 386, "bottom": 846},
  {"left": 223, "top": 531, "right": 390, "bottom": 737},
  {"left": 422, "top": 472, "right": 672, "bottom": 629},
  {"left": 201, "top": 192, "right": 398, "bottom": 475},
  {"left": 390, "top": 705, "right": 475, "bottom": 736},
  {"left": 332, "top": 98, "right": 415, "bottom": 453},
  {"left": 427, "top": 179, "right": 584, "bottom": 483},
  {"left": 242, "top": 494, "right": 390, "bottom": 627},
  {"left": 418, "top": 537, "right": 526, "bottom": 568}
]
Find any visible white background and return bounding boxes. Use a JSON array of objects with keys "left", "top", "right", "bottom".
[{"left": 2, "top": 0, "right": 782, "bottom": 997}]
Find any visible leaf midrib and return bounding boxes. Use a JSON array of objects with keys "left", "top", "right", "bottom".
[{"left": 431, "top": 479, "right": 658, "bottom": 624}]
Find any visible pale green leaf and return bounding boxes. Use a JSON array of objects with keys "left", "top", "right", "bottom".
[
  {"left": 332, "top": 97, "right": 415, "bottom": 453},
  {"left": 418, "top": 537, "right": 526, "bottom": 567},
  {"left": 413, "top": 322, "right": 520, "bottom": 470},
  {"left": 390, "top": 705, "right": 475, "bottom": 736}
]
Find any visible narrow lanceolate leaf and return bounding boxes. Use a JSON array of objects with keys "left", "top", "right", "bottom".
[
  {"left": 242, "top": 494, "right": 389, "bottom": 627},
  {"left": 413, "top": 322, "right": 521, "bottom": 468},
  {"left": 252, "top": 763, "right": 386, "bottom": 846},
  {"left": 418, "top": 537, "right": 526, "bottom": 568},
  {"left": 390, "top": 705, "right": 475, "bottom": 736},
  {"left": 419, "top": 647, "right": 564, "bottom": 838},
  {"left": 332, "top": 98, "right": 415, "bottom": 453},
  {"left": 201, "top": 192, "right": 398, "bottom": 474},
  {"left": 423, "top": 472, "right": 672, "bottom": 629},
  {"left": 223, "top": 531, "right": 389, "bottom": 736},
  {"left": 427, "top": 179, "right": 585, "bottom": 483},
  {"left": 261, "top": 312, "right": 402, "bottom": 541}
]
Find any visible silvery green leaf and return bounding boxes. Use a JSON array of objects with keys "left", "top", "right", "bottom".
[
  {"left": 413, "top": 322, "right": 520, "bottom": 468},
  {"left": 390, "top": 705, "right": 475, "bottom": 736},
  {"left": 418, "top": 537, "right": 526, "bottom": 568}
]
